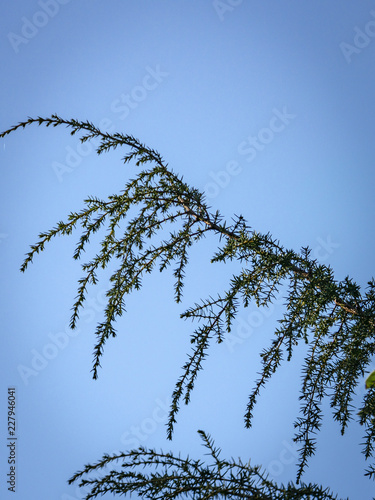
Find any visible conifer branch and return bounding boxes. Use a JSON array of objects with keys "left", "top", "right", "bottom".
[
  {"left": 68, "top": 431, "right": 342, "bottom": 500},
  {"left": 3, "top": 116, "right": 375, "bottom": 496}
]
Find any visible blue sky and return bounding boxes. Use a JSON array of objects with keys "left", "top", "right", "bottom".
[{"left": 1, "top": 1, "right": 375, "bottom": 499}]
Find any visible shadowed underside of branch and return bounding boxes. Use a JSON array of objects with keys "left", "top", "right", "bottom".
[{"left": 2, "top": 116, "right": 375, "bottom": 496}]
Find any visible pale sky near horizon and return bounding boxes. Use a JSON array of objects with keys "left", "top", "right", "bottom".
[{"left": 1, "top": 2, "right": 375, "bottom": 499}]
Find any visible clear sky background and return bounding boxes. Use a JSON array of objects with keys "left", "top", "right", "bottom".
[{"left": 1, "top": 2, "right": 375, "bottom": 499}]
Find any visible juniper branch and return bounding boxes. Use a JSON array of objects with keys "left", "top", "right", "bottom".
[
  {"left": 3, "top": 116, "right": 375, "bottom": 490},
  {"left": 68, "top": 431, "right": 342, "bottom": 500}
]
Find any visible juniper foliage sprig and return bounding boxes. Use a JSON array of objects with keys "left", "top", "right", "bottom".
[
  {"left": 67, "top": 430, "right": 342, "bottom": 500},
  {"left": 2, "top": 116, "right": 375, "bottom": 497}
]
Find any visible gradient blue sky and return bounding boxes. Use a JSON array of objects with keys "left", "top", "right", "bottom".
[{"left": 1, "top": 2, "right": 375, "bottom": 499}]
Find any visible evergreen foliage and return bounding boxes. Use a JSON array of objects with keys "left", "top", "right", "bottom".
[
  {"left": 2, "top": 116, "right": 375, "bottom": 499},
  {"left": 68, "top": 430, "right": 340, "bottom": 500}
]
